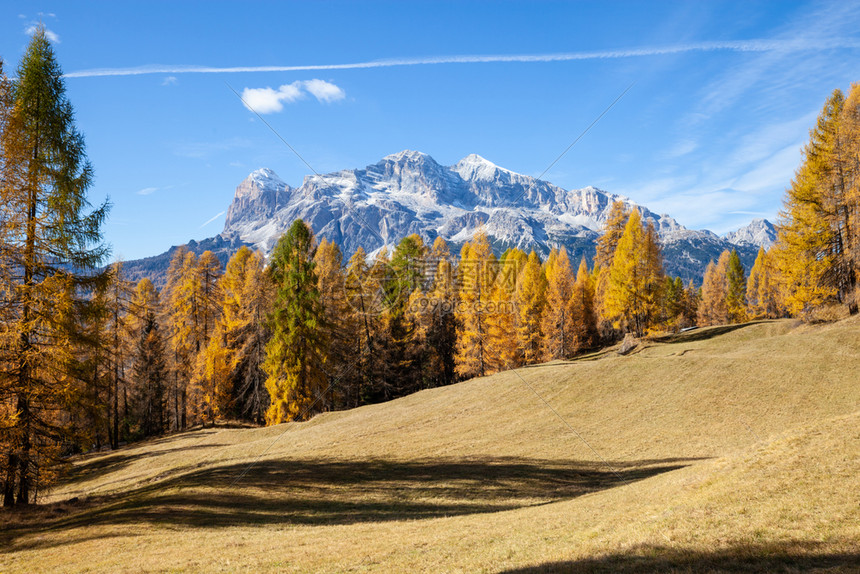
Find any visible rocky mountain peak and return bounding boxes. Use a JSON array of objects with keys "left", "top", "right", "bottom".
[
  {"left": 225, "top": 168, "right": 292, "bottom": 231},
  {"left": 214, "top": 150, "right": 765, "bottom": 283},
  {"left": 452, "top": 153, "right": 507, "bottom": 181},
  {"left": 723, "top": 218, "right": 777, "bottom": 250}
]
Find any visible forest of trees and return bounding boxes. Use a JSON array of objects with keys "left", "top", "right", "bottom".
[{"left": 1, "top": 30, "right": 859, "bottom": 507}]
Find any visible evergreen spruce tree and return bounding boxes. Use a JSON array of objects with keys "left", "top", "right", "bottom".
[
  {"left": 263, "top": 220, "right": 327, "bottom": 423},
  {"left": 385, "top": 235, "right": 427, "bottom": 396},
  {"left": 725, "top": 249, "right": 747, "bottom": 323}
]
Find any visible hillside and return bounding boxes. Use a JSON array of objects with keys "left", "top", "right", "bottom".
[{"left": 2, "top": 318, "right": 859, "bottom": 572}]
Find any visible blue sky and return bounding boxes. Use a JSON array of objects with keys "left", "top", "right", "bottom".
[{"left": 2, "top": 1, "right": 859, "bottom": 261}]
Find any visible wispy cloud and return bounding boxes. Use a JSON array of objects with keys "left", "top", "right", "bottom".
[
  {"left": 161, "top": 76, "right": 178, "bottom": 86},
  {"left": 639, "top": 3, "right": 860, "bottom": 232},
  {"left": 26, "top": 25, "right": 59, "bottom": 43},
  {"left": 173, "top": 137, "right": 251, "bottom": 159},
  {"left": 199, "top": 211, "right": 225, "bottom": 228},
  {"left": 63, "top": 38, "right": 860, "bottom": 79},
  {"left": 137, "top": 186, "right": 158, "bottom": 196},
  {"left": 303, "top": 79, "right": 345, "bottom": 103},
  {"left": 240, "top": 79, "right": 345, "bottom": 113}
]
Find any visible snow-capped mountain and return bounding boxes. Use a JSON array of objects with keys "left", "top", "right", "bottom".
[
  {"left": 722, "top": 218, "right": 777, "bottom": 250},
  {"left": 224, "top": 151, "right": 678, "bottom": 257},
  {"left": 218, "top": 150, "right": 760, "bottom": 281},
  {"left": 124, "top": 150, "right": 770, "bottom": 286}
]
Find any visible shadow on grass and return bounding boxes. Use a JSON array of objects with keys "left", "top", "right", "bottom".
[
  {"left": 2, "top": 456, "right": 698, "bottom": 551},
  {"left": 650, "top": 322, "right": 768, "bottom": 345},
  {"left": 499, "top": 541, "right": 860, "bottom": 573},
  {"left": 58, "top": 441, "right": 230, "bottom": 489}
]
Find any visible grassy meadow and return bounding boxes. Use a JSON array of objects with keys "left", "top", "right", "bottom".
[{"left": 2, "top": 317, "right": 859, "bottom": 572}]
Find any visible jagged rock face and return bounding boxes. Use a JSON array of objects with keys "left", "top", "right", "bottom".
[
  {"left": 223, "top": 151, "right": 663, "bottom": 259},
  {"left": 219, "top": 151, "right": 774, "bottom": 283},
  {"left": 722, "top": 218, "right": 777, "bottom": 250},
  {"left": 127, "top": 150, "right": 776, "bottom": 286},
  {"left": 223, "top": 168, "right": 293, "bottom": 232}
]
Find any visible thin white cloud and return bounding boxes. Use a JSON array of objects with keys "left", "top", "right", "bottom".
[
  {"left": 303, "top": 79, "right": 345, "bottom": 103},
  {"left": 199, "top": 211, "right": 225, "bottom": 228},
  {"left": 173, "top": 137, "right": 252, "bottom": 159},
  {"left": 731, "top": 142, "right": 803, "bottom": 193},
  {"left": 137, "top": 187, "right": 158, "bottom": 196},
  {"left": 26, "top": 25, "right": 59, "bottom": 43},
  {"left": 660, "top": 139, "right": 698, "bottom": 160},
  {"left": 240, "top": 80, "right": 345, "bottom": 113},
  {"left": 62, "top": 38, "right": 860, "bottom": 79},
  {"left": 161, "top": 76, "right": 178, "bottom": 86}
]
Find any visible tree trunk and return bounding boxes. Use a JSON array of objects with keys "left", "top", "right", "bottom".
[
  {"left": 180, "top": 386, "right": 186, "bottom": 430},
  {"left": 16, "top": 395, "right": 31, "bottom": 505},
  {"left": 3, "top": 454, "right": 17, "bottom": 507}
]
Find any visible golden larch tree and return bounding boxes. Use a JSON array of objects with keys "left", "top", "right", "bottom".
[
  {"left": 517, "top": 251, "right": 547, "bottom": 364},
  {"left": 698, "top": 251, "right": 731, "bottom": 326},
  {"left": 541, "top": 248, "right": 575, "bottom": 359},
  {"left": 455, "top": 232, "right": 495, "bottom": 379}
]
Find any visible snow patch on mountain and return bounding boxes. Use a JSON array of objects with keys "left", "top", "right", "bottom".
[
  {"left": 215, "top": 151, "right": 763, "bottom": 282},
  {"left": 723, "top": 219, "right": 777, "bottom": 250}
]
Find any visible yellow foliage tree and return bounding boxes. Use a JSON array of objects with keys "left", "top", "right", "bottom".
[
  {"left": 604, "top": 210, "right": 663, "bottom": 335},
  {"left": 775, "top": 87, "right": 859, "bottom": 316},
  {"left": 570, "top": 257, "right": 598, "bottom": 351},
  {"left": 698, "top": 252, "right": 730, "bottom": 326},
  {"left": 314, "top": 238, "right": 351, "bottom": 409},
  {"left": 411, "top": 237, "right": 458, "bottom": 387},
  {"left": 195, "top": 246, "right": 271, "bottom": 424},
  {"left": 541, "top": 248, "right": 575, "bottom": 359},
  {"left": 517, "top": 251, "right": 547, "bottom": 364},
  {"left": 455, "top": 232, "right": 495, "bottom": 378},
  {"left": 164, "top": 248, "right": 200, "bottom": 430},
  {"left": 595, "top": 201, "right": 631, "bottom": 336},
  {"left": 747, "top": 247, "right": 783, "bottom": 319}
]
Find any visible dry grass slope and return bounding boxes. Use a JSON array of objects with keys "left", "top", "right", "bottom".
[{"left": 2, "top": 317, "right": 859, "bottom": 572}]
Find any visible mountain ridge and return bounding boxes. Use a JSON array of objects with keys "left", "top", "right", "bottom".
[{"left": 124, "top": 150, "right": 775, "bottom": 287}]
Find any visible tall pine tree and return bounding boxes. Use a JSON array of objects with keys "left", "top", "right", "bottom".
[
  {"left": 0, "top": 28, "right": 109, "bottom": 506},
  {"left": 263, "top": 220, "right": 327, "bottom": 423}
]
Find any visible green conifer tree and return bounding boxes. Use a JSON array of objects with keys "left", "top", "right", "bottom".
[{"left": 263, "top": 220, "right": 328, "bottom": 424}]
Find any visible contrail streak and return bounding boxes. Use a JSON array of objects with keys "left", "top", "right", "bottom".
[
  {"left": 63, "top": 39, "right": 860, "bottom": 78},
  {"left": 199, "top": 210, "right": 225, "bottom": 228}
]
